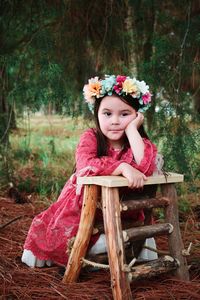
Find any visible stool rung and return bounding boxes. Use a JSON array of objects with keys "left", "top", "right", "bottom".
[
  {"left": 121, "top": 197, "right": 169, "bottom": 211},
  {"left": 123, "top": 223, "right": 173, "bottom": 242},
  {"left": 128, "top": 255, "right": 179, "bottom": 281},
  {"left": 94, "top": 219, "right": 143, "bottom": 234}
]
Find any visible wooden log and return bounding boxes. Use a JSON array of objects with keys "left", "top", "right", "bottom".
[
  {"left": 121, "top": 197, "right": 169, "bottom": 211},
  {"left": 123, "top": 223, "right": 173, "bottom": 242},
  {"left": 129, "top": 255, "right": 179, "bottom": 281},
  {"left": 63, "top": 184, "right": 99, "bottom": 283},
  {"left": 161, "top": 183, "right": 190, "bottom": 281},
  {"left": 101, "top": 186, "right": 132, "bottom": 300}
]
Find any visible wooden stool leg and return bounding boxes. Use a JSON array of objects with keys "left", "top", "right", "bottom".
[
  {"left": 161, "top": 183, "right": 190, "bottom": 281},
  {"left": 63, "top": 184, "right": 98, "bottom": 283},
  {"left": 102, "top": 186, "right": 132, "bottom": 300}
]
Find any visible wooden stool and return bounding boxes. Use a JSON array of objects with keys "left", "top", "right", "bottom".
[{"left": 63, "top": 172, "right": 189, "bottom": 300}]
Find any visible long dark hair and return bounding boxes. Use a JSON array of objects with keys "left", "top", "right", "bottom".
[{"left": 93, "top": 93, "right": 149, "bottom": 157}]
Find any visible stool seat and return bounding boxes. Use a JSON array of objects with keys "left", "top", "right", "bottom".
[
  {"left": 76, "top": 172, "right": 184, "bottom": 187},
  {"left": 63, "top": 173, "right": 189, "bottom": 300}
]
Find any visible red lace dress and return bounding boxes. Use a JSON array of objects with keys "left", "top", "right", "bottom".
[{"left": 23, "top": 128, "right": 157, "bottom": 266}]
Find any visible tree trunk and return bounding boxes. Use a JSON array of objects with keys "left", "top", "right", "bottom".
[{"left": 0, "top": 65, "right": 9, "bottom": 145}]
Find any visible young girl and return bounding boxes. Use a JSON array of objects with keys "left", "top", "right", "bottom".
[{"left": 22, "top": 74, "right": 158, "bottom": 267}]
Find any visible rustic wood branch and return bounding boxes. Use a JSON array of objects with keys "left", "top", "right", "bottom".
[
  {"left": 129, "top": 255, "right": 179, "bottom": 281},
  {"left": 101, "top": 186, "right": 132, "bottom": 300},
  {"left": 123, "top": 223, "right": 173, "bottom": 242},
  {"left": 63, "top": 184, "right": 99, "bottom": 283},
  {"left": 161, "top": 184, "right": 190, "bottom": 281},
  {"left": 121, "top": 197, "right": 169, "bottom": 211},
  {"left": 142, "top": 245, "right": 169, "bottom": 256}
]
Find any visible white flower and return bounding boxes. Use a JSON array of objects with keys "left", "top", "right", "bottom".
[{"left": 136, "top": 80, "right": 149, "bottom": 94}]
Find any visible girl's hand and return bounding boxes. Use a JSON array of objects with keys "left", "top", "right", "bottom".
[
  {"left": 125, "top": 112, "right": 144, "bottom": 133},
  {"left": 112, "top": 163, "right": 147, "bottom": 189}
]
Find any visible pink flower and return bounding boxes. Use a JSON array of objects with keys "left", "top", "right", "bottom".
[
  {"left": 113, "top": 75, "right": 126, "bottom": 94},
  {"left": 142, "top": 92, "right": 151, "bottom": 104},
  {"left": 116, "top": 75, "right": 127, "bottom": 83}
]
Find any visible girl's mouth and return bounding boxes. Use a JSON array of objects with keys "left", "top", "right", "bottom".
[{"left": 110, "top": 130, "right": 123, "bottom": 133}]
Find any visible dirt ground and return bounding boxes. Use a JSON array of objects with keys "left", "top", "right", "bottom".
[{"left": 0, "top": 193, "right": 200, "bottom": 300}]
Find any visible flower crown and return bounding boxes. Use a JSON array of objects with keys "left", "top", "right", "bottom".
[{"left": 83, "top": 74, "right": 152, "bottom": 112}]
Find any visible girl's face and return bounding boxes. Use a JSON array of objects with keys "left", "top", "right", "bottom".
[{"left": 98, "top": 95, "right": 137, "bottom": 148}]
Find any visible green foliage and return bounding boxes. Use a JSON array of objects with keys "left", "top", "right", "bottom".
[
  {"left": 155, "top": 197, "right": 191, "bottom": 221},
  {"left": 13, "top": 146, "right": 70, "bottom": 197},
  {"left": 12, "top": 145, "right": 72, "bottom": 197},
  {"left": 178, "top": 199, "right": 191, "bottom": 216},
  {"left": 33, "top": 165, "right": 65, "bottom": 197},
  {"left": 153, "top": 126, "right": 198, "bottom": 182},
  {"left": 13, "top": 146, "right": 32, "bottom": 162}
]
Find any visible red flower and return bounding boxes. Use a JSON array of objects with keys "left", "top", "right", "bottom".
[
  {"left": 142, "top": 92, "right": 151, "bottom": 104},
  {"left": 113, "top": 75, "right": 127, "bottom": 94}
]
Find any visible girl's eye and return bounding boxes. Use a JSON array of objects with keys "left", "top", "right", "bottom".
[
  {"left": 121, "top": 113, "right": 129, "bottom": 117},
  {"left": 104, "top": 112, "right": 111, "bottom": 116}
]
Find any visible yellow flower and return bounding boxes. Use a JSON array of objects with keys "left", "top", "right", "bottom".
[{"left": 122, "top": 79, "right": 138, "bottom": 95}]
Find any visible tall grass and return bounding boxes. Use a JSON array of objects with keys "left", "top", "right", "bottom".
[{"left": 8, "top": 114, "right": 92, "bottom": 200}]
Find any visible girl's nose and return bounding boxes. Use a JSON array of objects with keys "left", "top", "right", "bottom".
[{"left": 111, "top": 115, "right": 119, "bottom": 124}]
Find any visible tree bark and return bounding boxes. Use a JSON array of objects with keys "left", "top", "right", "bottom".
[
  {"left": 124, "top": 223, "right": 173, "bottom": 242},
  {"left": 121, "top": 197, "right": 169, "bottom": 211},
  {"left": 0, "top": 65, "right": 9, "bottom": 145},
  {"left": 129, "top": 256, "right": 179, "bottom": 281}
]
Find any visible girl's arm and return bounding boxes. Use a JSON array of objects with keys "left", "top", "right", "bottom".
[
  {"left": 125, "top": 112, "right": 145, "bottom": 165},
  {"left": 112, "top": 162, "right": 147, "bottom": 188}
]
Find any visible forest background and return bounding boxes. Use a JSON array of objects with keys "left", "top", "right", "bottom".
[{"left": 0, "top": 0, "right": 199, "bottom": 204}]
